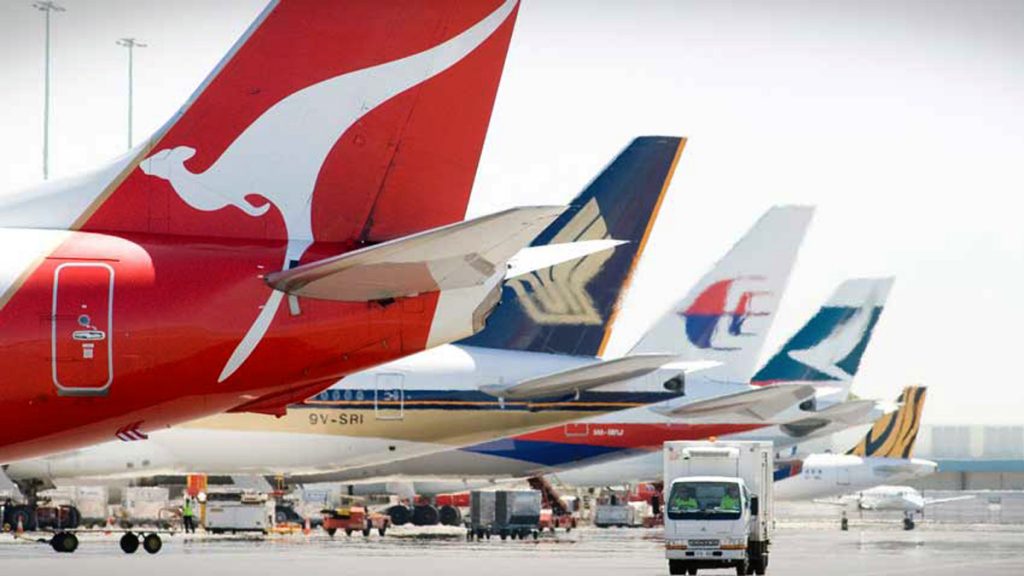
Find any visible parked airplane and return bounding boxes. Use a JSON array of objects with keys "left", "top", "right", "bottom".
[
  {"left": 338, "top": 277, "right": 894, "bottom": 491},
  {"left": 775, "top": 386, "right": 969, "bottom": 529},
  {"left": 825, "top": 485, "right": 974, "bottom": 530},
  {"left": 3, "top": 135, "right": 704, "bottom": 489},
  {"left": 0, "top": 0, "right": 559, "bottom": 463},
  {"left": 775, "top": 386, "right": 934, "bottom": 502}
]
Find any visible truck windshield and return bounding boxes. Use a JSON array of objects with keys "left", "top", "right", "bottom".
[{"left": 667, "top": 481, "right": 743, "bottom": 521}]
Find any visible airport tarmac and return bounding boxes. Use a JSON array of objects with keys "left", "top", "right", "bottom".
[{"left": 1, "top": 523, "right": 1023, "bottom": 575}]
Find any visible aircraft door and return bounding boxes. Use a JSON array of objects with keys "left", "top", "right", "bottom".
[
  {"left": 51, "top": 262, "right": 114, "bottom": 396},
  {"left": 837, "top": 467, "right": 851, "bottom": 486},
  {"left": 374, "top": 373, "right": 405, "bottom": 420}
]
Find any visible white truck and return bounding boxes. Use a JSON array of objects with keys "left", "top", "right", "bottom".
[{"left": 663, "top": 441, "right": 773, "bottom": 575}]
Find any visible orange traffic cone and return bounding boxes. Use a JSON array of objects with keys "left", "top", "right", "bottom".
[
  {"left": 15, "top": 516, "right": 23, "bottom": 536},
  {"left": 303, "top": 517, "right": 311, "bottom": 536}
]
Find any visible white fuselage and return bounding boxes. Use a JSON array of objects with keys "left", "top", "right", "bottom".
[
  {"left": 6, "top": 344, "right": 683, "bottom": 482},
  {"left": 774, "top": 454, "right": 937, "bottom": 501},
  {"left": 854, "top": 485, "right": 928, "bottom": 512}
]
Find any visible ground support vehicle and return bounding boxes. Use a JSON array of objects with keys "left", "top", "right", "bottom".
[
  {"left": 205, "top": 490, "right": 274, "bottom": 535},
  {"left": 468, "top": 490, "right": 542, "bottom": 541},
  {"left": 322, "top": 497, "right": 390, "bottom": 537},
  {"left": 663, "top": 441, "right": 773, "bottom": 575}
]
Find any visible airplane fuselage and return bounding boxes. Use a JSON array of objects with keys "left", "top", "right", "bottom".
[{"left": 0, "top": 227, "right": 450, "bottom": 463}]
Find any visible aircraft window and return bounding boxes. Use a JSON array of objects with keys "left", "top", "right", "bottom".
[{"left": 332, "top": 389, "right": 342, "bottom": 401}]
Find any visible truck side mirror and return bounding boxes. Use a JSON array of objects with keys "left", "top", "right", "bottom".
[{"left": 749, "top": 496, "right": 759, "bottom": 516}]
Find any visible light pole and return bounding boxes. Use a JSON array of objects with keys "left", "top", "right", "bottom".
[
  {"left": 33, "top": 1, "right": 64, "bottom": 180},
  {"left": 116, "top": 38, "right": 146, "bottom": 150}
]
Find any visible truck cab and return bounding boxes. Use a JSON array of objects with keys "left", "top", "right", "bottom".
[{"left": 663, "top": 442, "right": 772, "bottom": 575}]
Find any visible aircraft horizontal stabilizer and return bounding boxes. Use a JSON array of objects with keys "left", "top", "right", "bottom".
[
  {"left": 480, "top": 353, "right": 697, "bottom": 400},
  {"left": 655, "top": 383, "right": 816, "bottom": 422},
  {"left": 266, "top": 206, "right": 566, "bottom": 301},
  {"left": 504, "top": 239, "right": 627, "bottom": 279},
  {"left": 814, "top": 398, "right": 885, "bottom": 426}
]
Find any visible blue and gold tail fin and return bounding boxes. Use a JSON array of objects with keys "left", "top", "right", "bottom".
[
  {"left": 847, "top": 386, "right": 927, "bottom": 459},
  {"left": 461, "top": 136, "right": 685, "bottom": 357}
]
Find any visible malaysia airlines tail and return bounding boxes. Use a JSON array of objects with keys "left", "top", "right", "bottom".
[
  {"left": 463, "top": 137, "right": 687, "bottom": 357},
  {"left": 628, "top": 206, "right": 814, "bottom": 383}
]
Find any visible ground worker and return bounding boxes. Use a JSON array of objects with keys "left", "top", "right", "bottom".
[
  {"left": 719, "top": 486, "right": 740, "bottom": 512},
  {"left": 671, "top": 488, "right": 699, "bottom": 512},
  {"left": 182, "top": 497, "right": 196, "bottom": 534}
]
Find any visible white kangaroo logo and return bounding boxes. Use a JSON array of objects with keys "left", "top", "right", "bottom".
[{"left": 140, "top": 0, "right": 518, "bottom": 382}]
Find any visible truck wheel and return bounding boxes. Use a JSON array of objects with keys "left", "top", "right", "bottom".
[
  {"left": 362, "top": 527, "right": 371, "bottom": 537},
  {"left": 688, "top": 569, "right": 697, "bottom": 575},
  {"left": 326, "top": 528, "right": 337, "bottom": 537},
  {"left": 345, "top": 529, "right": 353, "bottom": 537},
  {"left": 120, "top": 532, "right": 140, "bottom": 554},
  {"left": 735, "top": 561, "right": 748, "bottom": 576},
  {"left": 499, "top": 530, "right": 508, "bottom": 541},
  {"left": 668, "top": 560, "right": 685, "bottom": 575},
  {"left": 143, "top": 533, "right": 162, "bottom": 555},
  {"left": 378, "top": 526, "right": 387, "bottom": 537}
]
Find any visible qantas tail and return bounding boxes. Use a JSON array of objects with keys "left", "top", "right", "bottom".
[
  {"left": 461, "top": 136, "right": 687, "bottom": 357},
  {"left": 846, "top": 386, "right": 927, "bottom": 459},
  {"left": 628, "top": 206, "right": 813, "bottom": 384},
  {"left": 1, "top": 0, "right": 519, "bottom": 262},
  {"left": 751, "top": 277, "right": 894, "bottom": 390}
]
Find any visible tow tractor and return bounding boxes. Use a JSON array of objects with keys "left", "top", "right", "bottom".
[
  {"left": 2, "top": 483, "right": 167, "bottom": 555},
  {"left": 321, "top": 496, "right": 390, "bottom": 537}
]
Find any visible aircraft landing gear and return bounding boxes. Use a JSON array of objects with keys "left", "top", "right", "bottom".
[
  {"left": 50, "top": 532, "right": 78, "bottom": 553},
  {"left": 841, "top": 511, "right": 849, "bottom": 531},
  {"left": 902, "top": 515, "right": 916, "bottom": 530}
]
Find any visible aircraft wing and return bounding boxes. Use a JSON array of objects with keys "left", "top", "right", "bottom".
[
  {"left": 479, "top": 354, "right": 714, "bottom": 401},
  {"left": 924, "top": 495, "right": 975, "bottom": 506},
  {"left": 266, "top": 206, "right": 568, "bottom": 301},
  {"left": 811, "top": 496, "right": 856, "bottom": 507},
  {"left": 653, "top": 384, "right": 816, "bottom": 422}
]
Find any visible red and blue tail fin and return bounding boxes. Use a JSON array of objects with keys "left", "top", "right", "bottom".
[
  {"left": 461, "top": 136, "right": 686, "bottom": 357},
  {"left": 628, "top": 206, "right": 814, "bottom": 384}
]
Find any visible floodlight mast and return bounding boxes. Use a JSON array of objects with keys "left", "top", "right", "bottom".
[
  {"left": 33, "top": 1, "right": 65, "bottom": 180},
  {"left": 117, "top": 38, "right": 147, "bottom": 150}
]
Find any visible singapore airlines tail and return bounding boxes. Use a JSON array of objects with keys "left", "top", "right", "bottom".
[
  {"left": 628, "top": 206, "right": 814, "bottom": 384},
  {"left": 463, "top": 136, "right": 687, "bottom": 358}
]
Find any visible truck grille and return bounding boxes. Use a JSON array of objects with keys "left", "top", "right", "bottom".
[{"left": 688, "top": 539, "right": 720, "bottom": 548}]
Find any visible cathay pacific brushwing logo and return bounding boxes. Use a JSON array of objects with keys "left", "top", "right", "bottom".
[{"left": 787, "top": 306, "right": 874, "bottom": 381}]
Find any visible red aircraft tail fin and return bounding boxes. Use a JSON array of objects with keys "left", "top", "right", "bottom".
[{"left": 76, "top": 0, "right": 519, "bottom": 255}]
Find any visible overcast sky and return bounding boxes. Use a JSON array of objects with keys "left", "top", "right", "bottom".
[{"left": 1, "top": 0, "right": 1021, "bottom": 424}]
